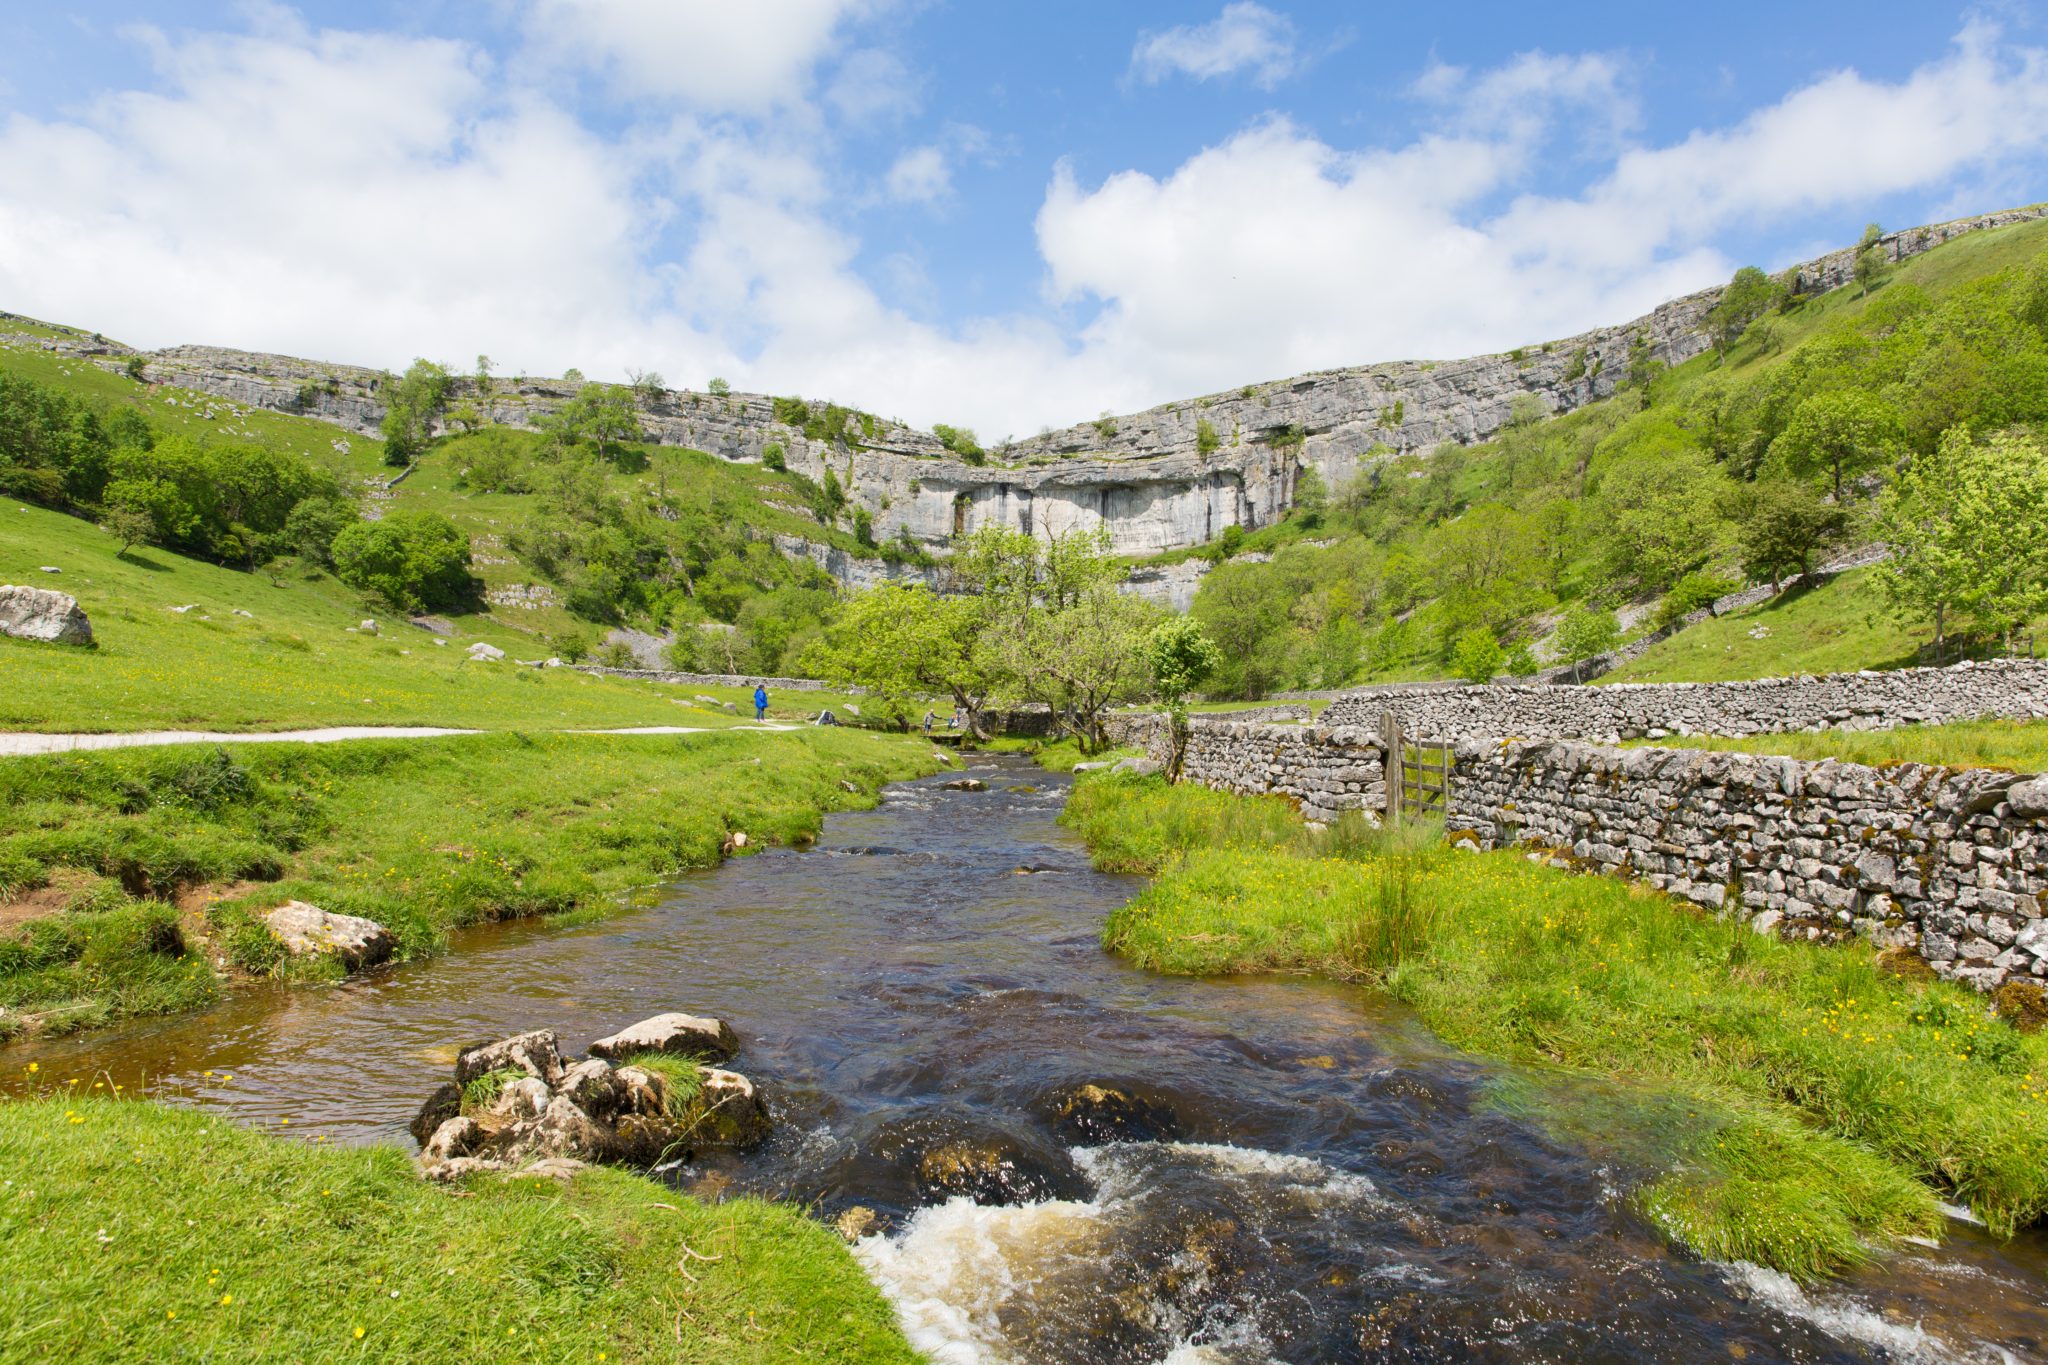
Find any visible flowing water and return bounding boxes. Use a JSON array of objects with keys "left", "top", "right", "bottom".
[{"left": 8, "top": 758, "right": 2046, "bottom": 1362}]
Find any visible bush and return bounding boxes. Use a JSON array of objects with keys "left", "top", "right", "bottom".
[
  {"left": 1654, "top": 570, "right": 1740, "bottom": 631},
  {"left": 932, "top": 424, "right": 984, "bottom": 464},
  {"left": 760, "top": 442, "right": 785, "bottom": 471},
  {"left": 1449, "top": 628, "right": 1504, "bottom": 682},
  {"left": 593, "top": 642, "right": 637, "bottom": 669},
  {"left": 1195, "top": 419, "right": 1220, "bottom": 454},
  {"left": 330, "top": 510, "right": 478, "bottom": 613}
]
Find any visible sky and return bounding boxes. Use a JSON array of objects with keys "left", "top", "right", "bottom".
[{"left": 1, "top": 2, "right": 2046, "bottom": 440}]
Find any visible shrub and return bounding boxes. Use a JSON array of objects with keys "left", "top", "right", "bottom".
[
  {"left": 330, "top": 510, "right": 478, "bottom": 613},
  {"left": 760, "top": 442, "right": 785, "bottom": 471},
  {"left": 593, "top": 642, "right": 637, "bottom": 669},
  {"left": 1195, "top": 420, "right": 1220, "bottom": 454},
  {"left": 1449, "top": 628, "right": 1504, "bottom": 683},
  {"left": 1654, "top": 570, "right": 1741, "bottom": 631}
]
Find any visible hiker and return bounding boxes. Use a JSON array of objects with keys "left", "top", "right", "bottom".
[
  {"left": 922, "top": 709, "right": 936, "bottom": 736},
  {"left": 753, "top": 684, "right": 768, "bottom": 721}
]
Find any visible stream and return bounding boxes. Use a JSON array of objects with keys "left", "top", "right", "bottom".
[{"left": 8, "top": 756, "right": 2047, "bottom": 1362}]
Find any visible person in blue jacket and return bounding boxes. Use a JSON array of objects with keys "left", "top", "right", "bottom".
[{"left": 753, "top": 684, "right": 768, "bottom": 721}]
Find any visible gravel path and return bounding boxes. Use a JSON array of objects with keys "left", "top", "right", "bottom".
[{"left": 0, "top": 723, "right": 802, "bottom": 756}]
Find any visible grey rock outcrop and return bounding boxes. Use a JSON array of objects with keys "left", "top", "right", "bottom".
[
  {"left": 416, "top": 1018, "right": 771, "bottom": 1181},
  {"left": 263, "top": 900, "right": 395, "bottom": 970},
  {"left": 0, "top": 585, "right": 92, "bottom": 644}
]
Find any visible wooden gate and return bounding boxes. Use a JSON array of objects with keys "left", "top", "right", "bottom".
[{"left": 1379, "top": 711, "right": 1452, "bottom": 822}]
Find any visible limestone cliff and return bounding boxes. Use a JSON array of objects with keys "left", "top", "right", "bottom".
[{"left": 22, "top": 205, "right": 2044, "bottom": 570}]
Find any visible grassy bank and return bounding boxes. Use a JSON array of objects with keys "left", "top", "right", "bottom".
[
  {"left": 1066, "top": 774, "right": 2048, "bottom": 1279},
  {"left": 1622, "top": 718, "right": 2048, "bottom": 772},
  {"left": 0, "top": 729, "right": 933, "bottom": 1039},
  {"left": 0, "top": 1093, "right": 915, "bottom": 1363}
]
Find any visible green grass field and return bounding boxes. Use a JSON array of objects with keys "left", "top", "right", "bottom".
[
  {"left": 0, "top": 501, "right": 863, "bottom": 732},
  {"left": 1064, "top": 773, "right": 2048, "bottom": 1279},
  {"left": 0, "top": 729, "right": 934, "bottom": 1038},
  {"left": 0, "top": 1093, "right": 915, "bottom": 1363},
  {"left": 1627, "top": 718, "right": 2048, "bottom": 772},
  {"left": 1604, "top": 570, "right": 1938, "bottom": 684}
]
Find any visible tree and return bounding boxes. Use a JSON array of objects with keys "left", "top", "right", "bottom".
[
  {"left": 330, "top": 509, "right": 477, "bottom": 613},
  {"left": 707, "top": 377, "right": 731, "bottom": 397},
  {"left": 1873, "top": 427, "right": 2048, "bottom": 659},
  {"left": 628, "top": 369, "right": 665, "bottom": 405},
  {"left": 281, "top": 497, "right": 354, "bottom": 568},
  {"left": 760, "top": 442, "right": 786, "bottom": 471},
  {"left": 1593, "top": 448, "right": 1725, "bottom": 591},
  {"left": 379, "top": 359, "right": 453, "bottom": 467},
  {"left": 1769, "top": 390, "right": 1900, "bottom": 500},
  {"left": 1854, "top": 225, "right": 1887, "bottom": 295},
  {"left": 815, "top": 584, "right": 1008, "bottom": 738},
  {"left": 1724, "top": 480, "right": 1846, "bottom": 589},
  {"left": 1021, "top": 583, "right": 1158, "bottom": 749},
  {"left": 474, "top": 355, "right": 494, "bottom": 420},
  {"left": 1292, "top": 465, "right": 1328, "bottom": 527},
  {"left": 1706, "top": 266, "right": 1787, "bottom": 354},
  {"left": 1449, "top": 627, "right": 1504, "bottom": 683},
  {"left": 1147, "top": 616, "right": 1222, "bottom": 780},
  {"left": 103, "top": 504, "right": 154, "bottom": 558},
  {"left": 1554, "top": 605, "right": 1619, "bottom": 683},
  {"left": 1196, "top": 419, "right": 1220, "bottom": 454}
]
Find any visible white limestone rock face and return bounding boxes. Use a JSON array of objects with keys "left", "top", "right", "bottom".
[
  {"left": 0, "top": 585, "right": 92, "bottom": 644},
  {"left": 264, "top": 900, "right": 396, "bottom": 970}
]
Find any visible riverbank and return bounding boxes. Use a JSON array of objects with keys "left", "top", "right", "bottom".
[
  {"left": 0, "top": 1092, "right": 916, "bottom": 1362},
  {"left": 1063, "top": 772, "right": 2048, "bottom": 1280},
  {"left": 0, "top": 729, "right": 937, "bottom": 1039}
]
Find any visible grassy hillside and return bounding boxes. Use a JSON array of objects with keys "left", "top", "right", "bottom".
[
  {"left": 1603, "top": 569, "right": 1929, "bottom": 683},
  {"left": 1176, "top": 213, "right": 2048, "bottom": 695},
  {"left": 0, "top": 1093, "right": 916, "bottom": 1363},
  {"left": 0, "top": 502, "right": 763, "bottom": 732},
  {"left": 0, "top": 325, "right": 899, "bottom": 680}
]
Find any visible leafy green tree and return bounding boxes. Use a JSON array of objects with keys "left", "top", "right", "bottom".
[
  {"left": 281, "top": 497, "right": 354, "bottom": 568},
  {"left": 1706, "top": 266, "right": 1787, "bottom": 354},
  {"left": 1503, "top": 643, "right": 1539, "bottom": 677},
  {"left": 1592, "top": 447, "right": 1726, "bottom": 591},
  {"left": 378, "top": 359, "right": 453, "bottom": 467},
  {"left": 1554, "top": 605, "right": 1619, "bottom": 682},
  {"left": 329, "top": 510, "right": 477, "bottom": 613},
  {"left": 1854, "top": 224, "right": 1886, "bottom": 295},
  {"left": 549, "top": 630, "right": 591, "bottom": 664},
  {"left": 815, "top": 584, "right": 1009, "bottom": 737},
  {"left": 103, "top": 504, "right": 155, "bottom": 558},
  {"left": 1195, "top": 419, "right": 1220, "bottom": 454},
  {"left": 707, "top": 378, "right": 731, "bottom": 397},
  {"left": 932, "top": 424, "right": 984, "bottom": 463},
  {"left": 1724, "top": 480, "right": 1847, "bottom": 589},
  {"left": 1874, "top": 427, "right": 2048, "bottom": 658},
  {"left": 852, "top": 506, "right": 876, "bottom": 548},
  {"left": 1292, "top": 465, "right": 1328, "bottom": 527},
  {"left": 760, "top": 442, "right": 786, "bottom": 471},
  {"left": 1449, "top": 627, "right": 1504, "bottom": 683},
  {"left": 1769, "top": 389, "right": 1901, "bottom": 500},
  {"left": 1147, "top": 616, "right": 1223, "bottom": 779}
]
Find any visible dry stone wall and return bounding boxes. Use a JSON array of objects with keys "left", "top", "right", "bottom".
[
  {"left": 1107, "top": 713, "right": 2048, "bottom": 991},
  {"left": 1445, "top": 739, "right": 2048, "bottom": 993},
  {"left": 1322, "top": 659, "right": 2048, "bottom": 742}
]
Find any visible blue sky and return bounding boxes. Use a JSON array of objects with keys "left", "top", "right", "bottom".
[{"left": 2, "top": 2, "right": 2044, "bottom": 437}]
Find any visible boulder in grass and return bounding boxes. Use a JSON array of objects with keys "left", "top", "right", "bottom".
[
  {"left": 1111, "top": 757, "right": 1163, "bottom": 777},
  {"left": 587, "top": 1011, "right": 739, "bottom": 1064},
  {"left": 264, "top": 900, "right": 395, "bottom": 970},
  {"left": 0, "top": 585, "right": 92, "bottom": 645},
  {"left": 466, "top": 641, "right": 505, "bottom": 661}
]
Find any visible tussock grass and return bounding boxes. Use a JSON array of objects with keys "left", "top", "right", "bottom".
[
  {"left": 0, "top": 1093, "right": 916, "bottom": 1362},
  {"left": 1624, "top": 717, "right": 2048, "bottom": 773},
  {"left": 0, "top": 729, "right": 931, "bottom": 1038},
  {"left": 1072, "top": 774, "right": 2048, "bottom": 1277},
  {"left": 623, "top": 1052, "right": 705, "bottom": 1118}
]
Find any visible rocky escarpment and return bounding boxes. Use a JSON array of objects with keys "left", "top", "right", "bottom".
[{"left": 24, "top": 205, "right": 2045, "bottom": 563}]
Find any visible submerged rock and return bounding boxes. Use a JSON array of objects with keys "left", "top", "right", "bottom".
[
  {"left": 263, "top": 901, "right": 395, "bottom": 970},
  {"left": 415, "top": 1017, "right": 770, "bottom": 1181},
  {"left": 941, "top": 777, "right": 987, "bottom": 791},
  {"left": 1042, "top": 1082, "right": 1183, "bottom": 1144},
  {"left": 0, "top": 585, "right": 92, "bottom": 645}
]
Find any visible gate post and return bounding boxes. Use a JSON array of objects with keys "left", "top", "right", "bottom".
[{"left": 1380, "top": 710, "right": 1402, "bottom": 824}]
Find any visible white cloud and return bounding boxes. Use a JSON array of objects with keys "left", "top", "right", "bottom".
[
  {"left": 826, "top": 46, "right": 921, "bottom": 124},
  {"left": 3, "top": 12, "right": 2048, "bottom": 447},
  {"left": 1039, "top": 23, "right": 2048, "bottom": 406},
  {"left": 884, "top": 145, "right": 950, "bottom": 202},
  {"left": 1129, "top": 3, "right": 1298, "bottom": 89},
  {"left": 524, "top": 0, "right": 878, "bottom": 110}
]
